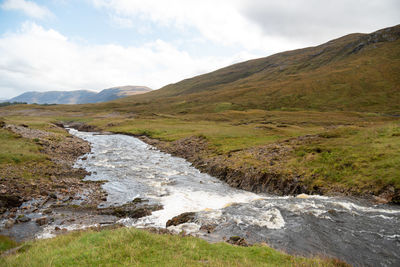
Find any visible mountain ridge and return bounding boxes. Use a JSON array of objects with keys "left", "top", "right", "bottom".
[{"left": 8, "top": 86, "right": 151, "bottom": 104}]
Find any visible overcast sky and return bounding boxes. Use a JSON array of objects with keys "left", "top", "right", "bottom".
[{"left": 0, "top": 0, "right": 399, "bottom": 99}]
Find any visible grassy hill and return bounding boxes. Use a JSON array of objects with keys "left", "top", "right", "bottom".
[{"left": 93, "top": 24, "right": 400, "bottom": 115}]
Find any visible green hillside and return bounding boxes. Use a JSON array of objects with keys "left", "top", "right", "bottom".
[{"left": 101, "top": 25, "right": 400, "bottom": 114}]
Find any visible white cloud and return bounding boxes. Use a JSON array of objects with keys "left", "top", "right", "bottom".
[
  {"left": 0, "top": 22, "right": 244, "bottom": 98},
  {"left": 109, "top": 14, "right": 134, "bottom": 28},
  {"left": 1, "top": 0, "right": 54, "bottom": 19},
  {"left": 89, "top": 0, "right": 304, "bottom": 52},
  {"left": 90, "top": 0, "right": 400, "bottom": 51},
  {"left": 241, "top": 0, "right": 400, "bottom": 43}
]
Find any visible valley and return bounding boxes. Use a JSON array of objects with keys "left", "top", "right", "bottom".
[{"left": 0, "top": 24, "right": 399, "bottom": 266}]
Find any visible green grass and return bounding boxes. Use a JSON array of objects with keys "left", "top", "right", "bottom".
[
  {"left": 291, "top": 123, "right": 400, "bottom": 193},
  {"left": 0, "top": 236, "right": 18, "bottom": 253},
  {"left": 0, "top": 228, "right": 345, "bottom": 267},
  {"left": 0, "top": 129, "right": 46, "bottom": 164}
]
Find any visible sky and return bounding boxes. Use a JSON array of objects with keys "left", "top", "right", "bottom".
[{"left": 0, "top": 0, "right": 399, "bottom": 99}]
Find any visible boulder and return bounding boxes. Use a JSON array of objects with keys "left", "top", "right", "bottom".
[
  {"left": 227, "top": 236, "right": 249, "bottom": 247},
  {"left": 98, "top": 202, "right": 162, "bottom": 219},
  {"left": 0, "top": 195, "right": 23, "bottom": 209},
  {"left": 4, "top": 219, "right": 14, "bottom": 228},
  {"left": 296, "top": 193, "right": 310, "bottom": 199},
  {"left": 166, "top": 212, "right": 196, "bottom": 227},
  {"left": 16, "top": 215, "right": 31, "bottom": 223},
  {"left": 35, "top": 217, "right": 48, "bottom": 226}
]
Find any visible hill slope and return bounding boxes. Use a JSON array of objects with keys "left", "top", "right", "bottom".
[
  {"left": 8, "top": 86, "right": 151, "bottom": 104},
  {"left": 110, "top": 25, "right": 400, "bottom": 114}
]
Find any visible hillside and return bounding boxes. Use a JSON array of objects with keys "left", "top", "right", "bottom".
[
  {"left": 105, "top": 25, "right": 400, "bottom": 114},
  {"left": 8, "top": 86, "right": 151, "bottom": 104}
]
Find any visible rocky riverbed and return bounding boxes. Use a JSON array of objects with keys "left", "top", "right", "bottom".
[{"left": 0, "top": 123, "right": 161, "bottom": 242}]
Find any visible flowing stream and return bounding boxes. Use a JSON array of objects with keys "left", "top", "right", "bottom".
[{"left": 69, "top": 129, "right": 400, "bottom": 267}]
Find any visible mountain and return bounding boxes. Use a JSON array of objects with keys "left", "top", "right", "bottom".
[
  {"left": 8, "top": 86, "right": 151, "bottom": 104},
  {"left": 110, "top": 25, "right": 400, "bottom": 114}
]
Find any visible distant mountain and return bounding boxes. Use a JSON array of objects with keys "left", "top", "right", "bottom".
[{"left": 7, "top": 86, "right": 151, "bottom": 104}]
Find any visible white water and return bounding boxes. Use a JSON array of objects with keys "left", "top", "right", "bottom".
[{"left": 70, "top": 129, "right": 281, "bottom": 227}]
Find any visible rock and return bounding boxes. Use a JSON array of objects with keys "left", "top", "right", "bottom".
[
  {"left": 49, "top": 193, "right": 57, "bottom": 199},
  {"left": 229, "top": 236, "right": 241, "bottom": 242},
  {"left": 296, "top": 193, "right": 310, "bottom": 199},
  {"left": 0, "top": 120, "right": 5, "bottom": 128},
  {"left": 35, "top": 217, "right": 48, "bottom": 226},
  {"left": 113, "top": 207, "right": 151, "bottom": 218},
  {"left": 373, "top": 196, "right": 389, "bottom": 204},
  {"left": 99, "top": 221, "right": 115, "bottom": 225},
  {"left": 16, "top": 215, "right": 31, "bottom": 223},
  {"left": 132, "top": 197, "right": 146, "bottom": 203},
  {"left": 0, "top": 195, "right": 23, "bottom": 208},
  {"left": 42, "top": 209, "right": 53, "bottom": 215},
  {"left": 4, "top": 219, "right": 14, "bottom": 228},
  {"left": 98, "top": 202, "right": 162, "bottom": 219},
  {"left": 227, "top": 236, "right": 249, "bottom": 247},
  {"left": 200, "top": 224, "right": 216, "bottom": 233},
  {"left": 166, "top": 212, "right": 196, "bottom": 227},
  {"left": 68, "top": 122, "right": 97, "bottom": 132}
]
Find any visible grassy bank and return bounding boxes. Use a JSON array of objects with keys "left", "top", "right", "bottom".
[{"left": 0, "top": 227, "right": 347, "bottom": 267}]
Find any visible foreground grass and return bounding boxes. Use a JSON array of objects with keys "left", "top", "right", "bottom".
[
  {"left": 0, "top": 228, "right": 346, "bottom": 267},
  {"left": 0, "top": 236, "right": 18, "bottom": 253}
]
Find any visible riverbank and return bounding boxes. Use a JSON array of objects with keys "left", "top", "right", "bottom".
[{"left": 0, "top": 121, "right": 104, "bottom": 211}]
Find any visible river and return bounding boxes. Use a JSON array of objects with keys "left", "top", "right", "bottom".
[{"left": 69, "top": 129, "right": 400, "bottom": 267}]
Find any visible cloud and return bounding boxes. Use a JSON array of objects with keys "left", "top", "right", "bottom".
[
  {"left": 1, "top": 0, "right": 54, "bottom": 19},
  {"left": 89, "top": 0, "right": 304, "bottom": 52},
  {"left": 90, "top": 0, "right": 400, "bottom": 49},
  {"left": 109, "top": 14, "right": 134, "bottom": 28},
  {"left": 241, "top": 0, "right": 400, "bottom": 43},
  {"left": 0, "top": 22, "right": 247, "bottom": 98}
]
